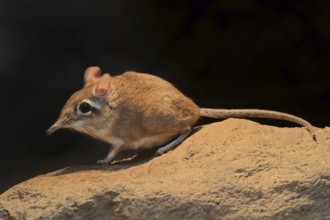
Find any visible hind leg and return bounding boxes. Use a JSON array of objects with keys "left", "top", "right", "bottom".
[{"left": 155, "top": 130, "right": 191, "bottom": 156}]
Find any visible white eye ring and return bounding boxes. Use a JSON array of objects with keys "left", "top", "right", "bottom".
[{"left": 77, "top": 99, "right": 101, "bottom": 116}]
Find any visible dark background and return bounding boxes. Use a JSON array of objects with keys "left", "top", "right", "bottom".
[{"left": 1, "top": 0, "right": 329, "bottom": 193}]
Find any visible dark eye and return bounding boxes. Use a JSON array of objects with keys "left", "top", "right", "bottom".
[{"left": 77, "top": 102, "right": 92, "bottom": 115}]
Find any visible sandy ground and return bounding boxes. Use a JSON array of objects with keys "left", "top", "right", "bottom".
[{"left": 0, "top": 119, "right": 329, "bottom": 219}]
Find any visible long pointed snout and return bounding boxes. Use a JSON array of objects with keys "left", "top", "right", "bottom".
[
  {"left": 46, "top": 117, "right": 69, "bottom": 136},
  {"left": 46, "top": 124, "right": 61, "bottom": 136}
]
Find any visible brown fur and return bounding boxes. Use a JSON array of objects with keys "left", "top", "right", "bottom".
[
  {"left": 47, "top": 66, "right": 315, "bottom": 164},
  {"left": 47, "top": 68, "right": 200, "bottom": 164}
]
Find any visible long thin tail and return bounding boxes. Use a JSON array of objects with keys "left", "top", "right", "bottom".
[{"left": 200, "top": 108, "right": 316, "bottom": 141}]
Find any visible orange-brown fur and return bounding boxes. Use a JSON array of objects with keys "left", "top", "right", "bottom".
[{"left": 47, "top": 66, "right": 316, "bottom": 164}]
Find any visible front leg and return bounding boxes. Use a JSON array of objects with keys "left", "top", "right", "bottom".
[{"left": 97, "top": 140, "right": 124, "bottom": 165}]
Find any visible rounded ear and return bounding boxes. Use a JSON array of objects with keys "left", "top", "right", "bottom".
[
  {"left": 93, "top": 73, "right": 113, "bottom": 99},
  {"left": 84, "top": 66, "right": 102, "bottom": 87}
]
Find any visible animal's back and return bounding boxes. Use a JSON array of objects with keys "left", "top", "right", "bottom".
[{"left": 111, "top": 72, "right": 200, "bottom": 136}]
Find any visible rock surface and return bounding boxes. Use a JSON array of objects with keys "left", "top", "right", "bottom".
[{"left": 1, "top": 119, "right": 330, "bottom": 220}]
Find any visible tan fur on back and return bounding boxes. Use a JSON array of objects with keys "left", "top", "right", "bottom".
[{"left": 108, "top": 72, "right": 200, "bottom": 140}]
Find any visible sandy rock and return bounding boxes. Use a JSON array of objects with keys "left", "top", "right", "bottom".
[{"left": 1, "top": 119, "right": 330, "bottom": 220}]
